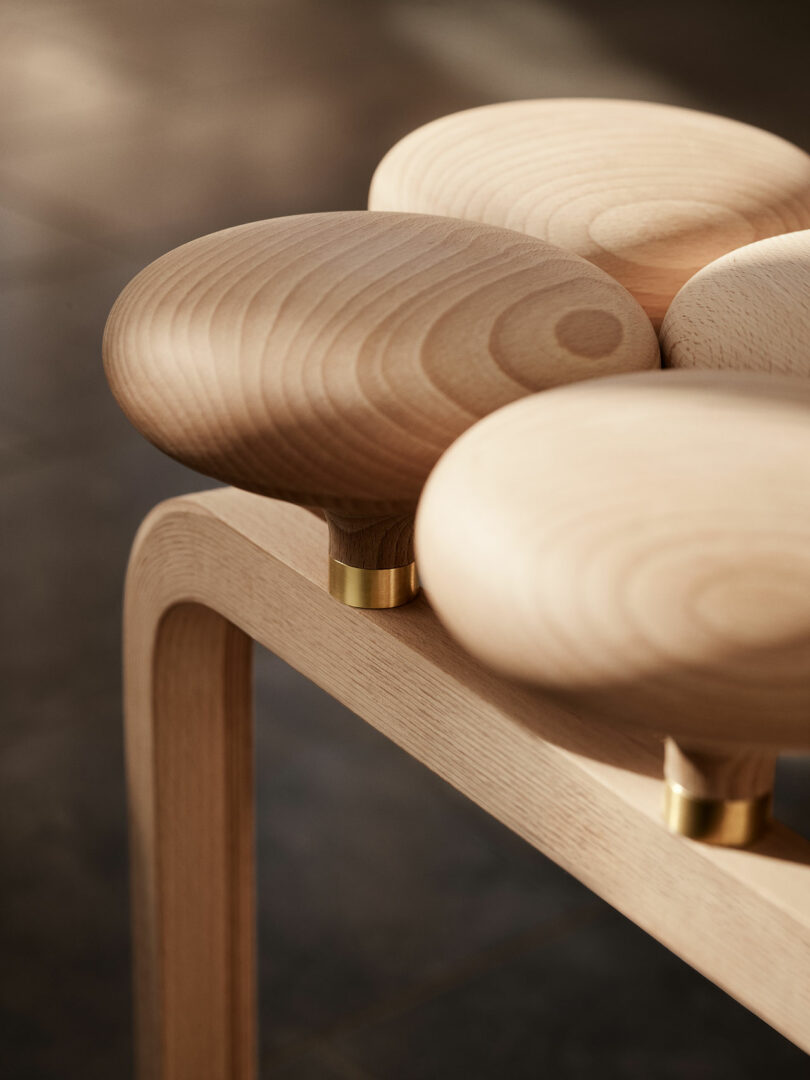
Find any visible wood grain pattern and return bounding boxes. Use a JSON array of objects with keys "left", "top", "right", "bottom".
[
  {"left": 415, "top": 369, "right": 810, "bottom": 750},
  {"left": 128, "top": 487, "right": 810, "bottom": 1058},
  {"left": 661, "top": 229, "right": 810, "bottom": 375},
  {"left": 664, "top": 739, "right": 776, "bottom": 801},
  {"left": 123, "top": 578, "right": 255, "bottom": 1079},
  {"left": 369, "top": 99, "right": 810, "bottom": 326},
  {"left": 103, "top": 210, "right": 658, "bottom": 568}
]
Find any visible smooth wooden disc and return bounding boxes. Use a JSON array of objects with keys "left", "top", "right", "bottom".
[
  {"left": 104, "top": 211, "right": 658, "bottom": 515},
  {"left": 662, "top": 229, "right": 810, "bottom": 376},
  {"left": 370, "top": 100, "right": 810, "bottom": 326},
  {"left": 416, "top": 370, "right": 810, "bottom": 749}
]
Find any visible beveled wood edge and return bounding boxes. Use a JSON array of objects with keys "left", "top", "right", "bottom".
[{"left": 129, "top": 485, "right": 810, "bottom": 1056}]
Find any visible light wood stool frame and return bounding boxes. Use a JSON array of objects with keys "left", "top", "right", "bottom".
[{"left": 126, "top": 487, "right": 810, "bottom": 1079}]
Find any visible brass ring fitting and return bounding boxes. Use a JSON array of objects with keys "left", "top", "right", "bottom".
[
  {"left": 328, "top": 559, "right": 419, "bottom": 609},
  {"left": 662, "top": 781, "right": 771, "bottom": 847}
]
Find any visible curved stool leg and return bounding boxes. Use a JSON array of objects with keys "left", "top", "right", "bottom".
[{"left": 125, "top": 587, "right": 256, "bottom": 1079}]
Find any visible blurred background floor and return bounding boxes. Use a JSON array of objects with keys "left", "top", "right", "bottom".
[{"left": 2, "top": 1, "right": 810, "bottom": 1077}]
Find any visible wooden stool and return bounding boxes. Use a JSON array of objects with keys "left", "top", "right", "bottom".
[
  {"left": 106, "top": 206, "right": 657, "bottom": 1077},
  {"left": 106, "top": 107, "right": 810, "bottom": 1080}
]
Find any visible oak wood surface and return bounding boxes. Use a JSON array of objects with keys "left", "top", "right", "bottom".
[
  {"left": 123, "top": 583, "right": 256, "bottom": 1078},
  {"left": 415, "top": 369, "right": 810, "bottom": 750},
  {"left": 128, "top": 487, "right": 810, "bottom": 1060},
  {"left": 104, "top": 210, "right": 658, "bottom": 568},
  {"left": 661, "top": 229, "right": 810, "bottom": 375},
  {"left": 369, "top": 99, "right": 810, "bottom": 326}
]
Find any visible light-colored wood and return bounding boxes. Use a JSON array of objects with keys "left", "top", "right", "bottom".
[
  {"left": 664, "top": 740, "right": 776, "bottom": 801},
  {"left": 661, "top": 229, "right": 810, "bottom": 375},
  {"left": 104, "top": 210, "right": 658, "bottom": 569},
  {"left": 129, "top": 487, "right": 810, "bottom": 1056},
  {"left": 124, "top": 568, "right": 256, "bottom": 1076},
  {"left": 415, "top": 369, "right": 810, "bottom": 752},
  {"left": 325, "top": 511, "right": 415, "bottom": 570},
  {"left": 369, "top": 99, "right": 810, "bottom": 326}
]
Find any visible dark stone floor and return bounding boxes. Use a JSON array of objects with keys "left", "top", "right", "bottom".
[{"left": 2, "top": 1, "right": 809, "bottom": 1077}]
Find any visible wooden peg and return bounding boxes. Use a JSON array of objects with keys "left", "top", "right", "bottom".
[
  {"left": 662, "top": 228, "right": 810, "bottom": 376},
  {"left": 370, "top": 99, "right": 810, "bottom": 327},
  {"left": 103, "top": 210, "right": 658, "bottom": 607},
  {"left": 415, "top": 370, "right": 810, "bottom": 845}
]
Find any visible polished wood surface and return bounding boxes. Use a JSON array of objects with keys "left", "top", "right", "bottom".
[
  {"left": 662, "top": 229, "right": 810, "bottom": 375},
  {"left": 104, "top": 209, "right": 657, "bottom": 568},
  {"left": 415, "top": 369, "right": 810, "bottom": 749},
  {"left": 127, "top": 487, "right": 810, "bottom": 1064},
  {"left": 370, "top": 99, "right": 810, "bottom": 325},
  {"left": 103, "top": 210, "right": 658, "bottom": 511}
]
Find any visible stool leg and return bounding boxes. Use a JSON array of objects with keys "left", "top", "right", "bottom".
[{"left": 125, "top": 599, "right": 256, "bottom": 1080}]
